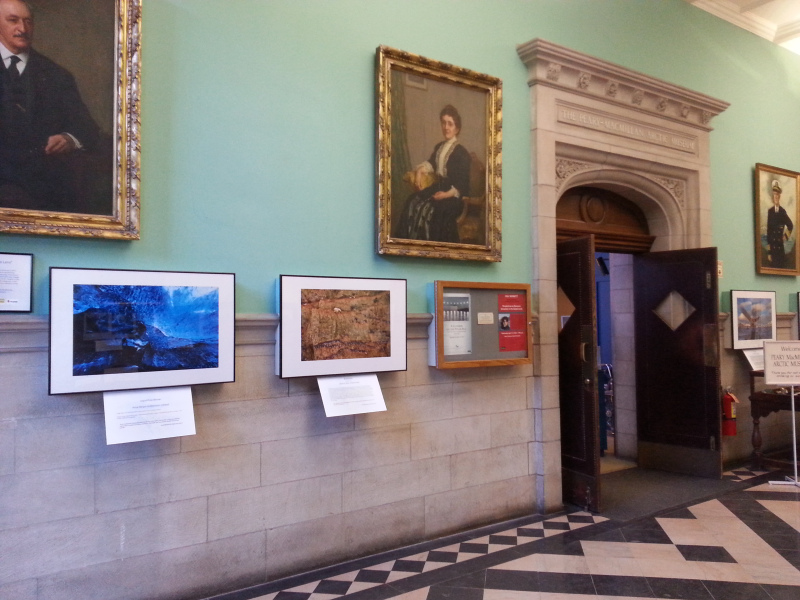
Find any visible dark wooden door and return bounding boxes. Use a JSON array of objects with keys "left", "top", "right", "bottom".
[
  {"left": 634, "top": 248, "right": 722, "bottom": 478},
  {"left": 557, "top": 236, "right": 601, "bottom": 511}
]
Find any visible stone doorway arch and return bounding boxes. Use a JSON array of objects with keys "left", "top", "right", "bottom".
[{"left": 517, "top": 40, "right": 729, "bottom": 512}]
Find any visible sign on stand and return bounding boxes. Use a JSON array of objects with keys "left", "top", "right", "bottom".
[{"left": 763, "top": 341, "right": 800, "bottom": 486}]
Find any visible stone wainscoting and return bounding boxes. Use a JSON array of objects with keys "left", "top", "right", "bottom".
[{"left": 0, "top": 314, "right": 538, "bottom": 600}]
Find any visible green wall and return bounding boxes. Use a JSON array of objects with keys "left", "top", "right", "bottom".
[{"left": 2, "top": 0, "right": 799, "bottom": 314}]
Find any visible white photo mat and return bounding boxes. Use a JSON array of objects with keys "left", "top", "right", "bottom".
[
  {"left": 278, "top": 275, "right": 407, "bottom": 378},
  {"left": 50, "top": 268, "right": 235, "bottom": 394}
]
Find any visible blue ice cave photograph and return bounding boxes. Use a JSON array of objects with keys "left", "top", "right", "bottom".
[{"left": 72, "top": 285, "right": 220, "bottom": 376}]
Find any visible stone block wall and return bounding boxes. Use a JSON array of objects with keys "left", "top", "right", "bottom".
[{"left": 0, "top": 314, "right": 538, "bottom": 600}]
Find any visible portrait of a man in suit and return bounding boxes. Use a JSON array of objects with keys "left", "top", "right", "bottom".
[{"left": 0, "top": 0, "right": 111, "bottom": 214}]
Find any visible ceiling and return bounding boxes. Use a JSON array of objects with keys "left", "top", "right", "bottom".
[{"left": 685, "top": 0, "right": 800, "bottom": 55}]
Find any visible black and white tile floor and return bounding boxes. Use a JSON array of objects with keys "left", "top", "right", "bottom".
[{"left": 208, "top": 469, "right": 800, "bottom": 600}]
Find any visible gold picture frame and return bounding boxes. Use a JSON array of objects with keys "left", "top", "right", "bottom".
[
  {"left": 376, "top": 46, "right": 502, "bottom": 261},
  {"left": 755, "top": 163, "right": 800, "bottom": 276},
  {"left": 0, "top": 0, "right": 141, "bottom": 239}
]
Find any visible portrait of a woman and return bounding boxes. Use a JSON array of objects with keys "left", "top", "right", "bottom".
[{"left": 395, "top": 104, "right": 470, "bottom": 243}]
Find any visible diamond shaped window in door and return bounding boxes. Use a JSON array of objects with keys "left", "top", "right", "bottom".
[
  {"left": 653, "top": 290, "right": 696, "bottom": 331},
  {"left": 557, "top": 285, "right": 576, "bottom": 332}
]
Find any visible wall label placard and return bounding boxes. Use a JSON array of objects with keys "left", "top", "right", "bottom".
[
  {"left": 0, "top": 252, "right": 33, "bottom": 312},
  {"left": 763, "top": 340, "right": 800, "bottom": 386}
]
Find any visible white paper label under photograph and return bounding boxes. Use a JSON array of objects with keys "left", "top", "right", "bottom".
[{"left": 103, "top": 386, "right": 196, "bottom": 444}]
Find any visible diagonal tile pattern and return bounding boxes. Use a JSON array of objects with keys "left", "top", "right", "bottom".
[
  {"left": 248, "top": 514, "right": 607, "bottom": 600},
  {"left": 206, "top": 470, "right": 800, "bottom": 600},
  {"left": 722, "top": 468, "right": 771, "bottom": 483}
]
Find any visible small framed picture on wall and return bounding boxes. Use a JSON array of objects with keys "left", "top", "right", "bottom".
[
  {"left": 277, "top": 275, "right": 407, "bottom": 378},
  {"left": 731, "top": 289, "right": 776, "bottom": 350}
]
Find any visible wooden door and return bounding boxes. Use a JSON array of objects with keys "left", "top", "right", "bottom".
[
  {"left": 634, "top": 248, "right": 722, "bottom": 478},
  {"left": 557, "top": 236, "right": 601, "bottom": 511}
]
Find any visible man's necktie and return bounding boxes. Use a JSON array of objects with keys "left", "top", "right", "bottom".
[{"left": 7, "top": 55, "right": 20, "bottom": 78}]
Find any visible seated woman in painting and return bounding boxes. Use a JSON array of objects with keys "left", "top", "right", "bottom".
[{"left": 395, "top": 104, "right": 470, "bottom": 243}]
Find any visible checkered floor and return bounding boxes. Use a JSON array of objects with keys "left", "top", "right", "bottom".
[
  {"left": 249, "top": 513, "right": 607, "bottom": 600},
  {"left": 207, "top": 469, "right": 800, "bottom": 600},
  {"left": 721, "top": 468, "right": 772, "bottom": 483}
]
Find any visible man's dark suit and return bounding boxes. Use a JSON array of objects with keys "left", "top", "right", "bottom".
[{"left": 0, "top": 48, "right": 101, "bottom": 211}]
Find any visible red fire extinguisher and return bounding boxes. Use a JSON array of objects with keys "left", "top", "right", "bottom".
[{"left": 722, "top": 388, "right": 739, "bottom": 436}]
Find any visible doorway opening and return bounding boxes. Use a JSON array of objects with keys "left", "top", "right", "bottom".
[
  {"left": 556, "top": 186, "right": 649, "bottom": 510},
  {"left": 517, "top": 39, "right": 729, "bottom": 514},
  {"left": 556, "top": 186, "right": 722, "bottom": 513},
  {"left": 595, "top": 250, "right": 637, "bottom": 476}
]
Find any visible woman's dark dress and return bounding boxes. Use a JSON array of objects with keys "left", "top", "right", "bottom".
[{"left": 396, "top": 141, "right": 470, "bottom": 243}]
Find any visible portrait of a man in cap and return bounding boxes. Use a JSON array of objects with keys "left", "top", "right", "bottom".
[{"left": 758, "top": 166, "right": 800, "bottom": 274}]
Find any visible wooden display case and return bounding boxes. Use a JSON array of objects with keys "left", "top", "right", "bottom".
[{"left": 428, "top": 281, "right": 533, "bottom": 369}]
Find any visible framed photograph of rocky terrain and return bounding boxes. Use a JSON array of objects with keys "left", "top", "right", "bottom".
[
  {"left": 49, "top": 268, "right": 235, "bottom": 394},
  {"left": 278, "top": 275, "right": 407, "bottom": 378}
]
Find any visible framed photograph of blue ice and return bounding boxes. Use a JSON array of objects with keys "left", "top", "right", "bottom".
[{"left": 49, "top": 268, "right": 235, "bottom": 394}]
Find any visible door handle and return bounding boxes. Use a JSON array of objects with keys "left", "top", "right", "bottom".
[
  {"left": 580, "top": 342, "right": 587, "bottom": 363},
  {"left": 703, "top": 323, "right": 719, "bottom": 367}
]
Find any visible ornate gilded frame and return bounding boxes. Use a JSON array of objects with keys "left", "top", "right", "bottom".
[
  {"left": 755, "top": 163, "right": 800, "bottom": 276},
  {"left": 0, "top": 0, "right": 141, "bottom": 239},
  {"left": 376, "top": 46, "right": 502, "bottom": 261}
]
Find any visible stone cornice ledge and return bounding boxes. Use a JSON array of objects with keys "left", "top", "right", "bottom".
[
  {"left": 516, "top": 38, "right": 730, "bottom": 130},
  {"left": 0, "top": 313, "right": 437, "bottom": 351}
]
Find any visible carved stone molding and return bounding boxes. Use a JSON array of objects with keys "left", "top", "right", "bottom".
[
  {"left": 556, "top": 158, "right": 596, "bottom": 189},
  {"left": 555, "top": 158, "right": 686, "bottom": 209},
  {"left": 652, "top": 176, "right": 686, "bottom": 207},
  {"left": 517, "top": 39, "right": 729, "bottom": 130}
]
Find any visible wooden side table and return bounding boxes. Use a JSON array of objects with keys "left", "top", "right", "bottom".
[{"left": 749, "top": 370, "right": 796, "bottom": 469}]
